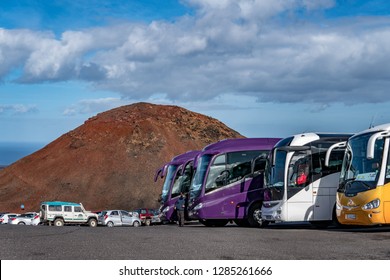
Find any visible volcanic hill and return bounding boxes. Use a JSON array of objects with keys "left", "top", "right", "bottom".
[{"left": 0, "top": 102, "right": 243, "bottom": 212}]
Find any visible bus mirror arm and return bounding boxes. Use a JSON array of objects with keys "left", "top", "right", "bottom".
[
  {"left": 324, "top": 141, "right": 346, "bottom": 167},
  {"left": 367, "top": 131, "right": 390, "bottom": 159},
  {"left": 272, "top": 146, "right": 310, "bottom": 166}
]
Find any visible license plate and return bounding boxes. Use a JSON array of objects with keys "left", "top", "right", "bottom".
[{"left": 346, "top": 214, "right": 356, "bottom": 220}]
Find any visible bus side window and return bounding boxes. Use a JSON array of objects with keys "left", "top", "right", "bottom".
[
  {"left": 288, "top": 152, "right": 311, "bottom": 188},
  {"left": 385, "top": 147, "right": 390, "bottom": 184}
]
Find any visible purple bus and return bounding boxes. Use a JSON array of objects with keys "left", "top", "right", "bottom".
[
  {"left": 155, "top": 150, "right": 201, "bottom": 223},
  {"left": 187, "top": 138, "right": 281, "bottom": 227}
]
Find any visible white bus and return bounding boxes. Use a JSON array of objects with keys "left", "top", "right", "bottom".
[{"left": 262, "top": 133, "right": 352, "bottom": 228}]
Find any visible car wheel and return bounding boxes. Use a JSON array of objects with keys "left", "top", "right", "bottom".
[
  {"left": 107, "top": 221, "right": 114, "bottom": 227},
  {"left": 88, "top": 219, "right": 98, "bottom": 227},
  {"left": 145, "top": 219, "right": 151, "bottom": 226},
  {"left": 133, "top": 221, "right": 140, "bottom": 227},
  {"left": 54, "top": 218, "right": 64, "bottom": 226},
  {"left": 18, "top": 222, "right": 26, "bottom": 225}
]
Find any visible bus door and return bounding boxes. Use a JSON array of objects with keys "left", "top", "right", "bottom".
[{"left": 286, "top": 150, "right": 313, "bottom": 221}]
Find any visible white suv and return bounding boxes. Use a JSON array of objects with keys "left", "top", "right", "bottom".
[{"left": 40, "top": 201, "right": 98, "bottom": 227}]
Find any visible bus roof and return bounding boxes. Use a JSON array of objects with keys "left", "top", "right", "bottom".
[
  {"left": 201, "top": 138, "right": 281, "bottom": 155},
  {"left": 154, "top": 150, "right": 201, "bottom": 181},
  {"left": 170, "top": 150, "right": 201, "bottom": 165},
  {"left": 351, "top": 123, "right": 390, "bottom": 139},
  {"left": 276, "top": 133, "right": 353, "bottom": 147}
]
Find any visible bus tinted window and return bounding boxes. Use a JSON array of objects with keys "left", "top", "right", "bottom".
[
  {"left": 288, "top": 151, "right": 311, "bottom": 188},
  {"left": 205, "top": 151, "right": 262, "bottom": 193}
]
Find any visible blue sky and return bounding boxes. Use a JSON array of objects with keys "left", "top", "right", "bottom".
[{"left": 1, "top": 0, "right": 390, "bottom": 151}]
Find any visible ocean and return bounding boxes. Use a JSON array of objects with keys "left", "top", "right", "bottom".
[{"left": 0, "top": 142, "right": 46, "bottom": 167}]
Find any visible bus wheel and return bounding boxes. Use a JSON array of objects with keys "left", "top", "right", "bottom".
[{"left": 248, "top": 202, "right": 268, "bottom": 227}]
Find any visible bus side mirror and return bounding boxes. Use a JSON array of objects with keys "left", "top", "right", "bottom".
[
  {"left": 367, "top": 131, "right": 390, "bottom": 159},
  {"left": 325, "top": 141, "right": 346, "bottom": 167}
]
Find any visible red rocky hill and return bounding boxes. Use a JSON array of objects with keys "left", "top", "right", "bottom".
[{"left": 0, "top": 102, "right": 243, "bottom": 212}]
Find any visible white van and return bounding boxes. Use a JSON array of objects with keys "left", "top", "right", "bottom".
[{"left": 40, "top": 201, "right": 98, "bottom": 227}]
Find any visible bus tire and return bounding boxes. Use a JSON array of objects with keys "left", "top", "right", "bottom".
[{"left": 248, "top": 202, "right": 268, "bottom": 227}]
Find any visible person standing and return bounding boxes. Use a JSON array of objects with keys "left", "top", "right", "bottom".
[{"left": 174, "top": 192, "right": 186, "bottom": 227}]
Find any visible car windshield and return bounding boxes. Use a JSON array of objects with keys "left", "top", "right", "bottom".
[
  {"left": 160, "top": 165, "right": 178, "bottom": 203},
  {"left": 189, "top": 154, "right": 212, "bottom": 201},
  {"left": 339, "top": 132, "right": 384, "bottom": 195}
]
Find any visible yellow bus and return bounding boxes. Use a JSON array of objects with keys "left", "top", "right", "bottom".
[{"left": 336, "top": 123, "right": 390, "bottom": 226}]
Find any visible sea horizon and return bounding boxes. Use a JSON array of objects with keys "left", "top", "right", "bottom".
[{"left": 0, "top": 142, "right": 47, "bottom": 166}]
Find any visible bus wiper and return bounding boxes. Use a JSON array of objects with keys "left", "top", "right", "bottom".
[
  {"left": 338, "top": 178, "right": 355, "bottom": 192},
  {"left": 356, "top": 180, "right": 373, "bottom": 190}
]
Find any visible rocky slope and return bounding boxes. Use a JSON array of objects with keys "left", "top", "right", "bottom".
[{"left": 0, "top": 102, "right": 243, "bottom": 212}]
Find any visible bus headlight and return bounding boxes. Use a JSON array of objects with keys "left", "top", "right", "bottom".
[
  {"left": 362, "top": 199, "right": 380, "bottom": 210},
  {"left": 193, "top": 203, "right": 203, "bottom": 211},
  {"left": 336, "top": 203, "right": 341, "bottom": 210}
]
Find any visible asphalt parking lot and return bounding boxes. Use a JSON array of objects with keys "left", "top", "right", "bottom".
[{"left": 1, "top": 222, "right": 390, "bottom": 260}]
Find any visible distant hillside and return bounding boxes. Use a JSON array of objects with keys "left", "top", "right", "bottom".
[{"left": 0, "top": 102, "right": 243, "bottom": 212}]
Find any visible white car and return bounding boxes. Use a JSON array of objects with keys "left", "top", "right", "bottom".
[
  {"left": 9, "top": 212, "right": 37, "bottom": 225},
  {"left": 30, "top": 213, "right": 41, "bottom": 225},
  {"left": 98, "top": 210, "right": 141, "bottom": 227},
  {"left": 0, "top": 213, "right": 19, "bottom": 224}
]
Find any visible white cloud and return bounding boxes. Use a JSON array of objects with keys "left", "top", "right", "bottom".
[
  {"left": 63, "top": 97, "right": 129, "bottom": 116},
  {"left": 1, "top": 1, "right": 390, "bottom": 105},
  {"left": 0, "top": 104, "right": 38, "bottom": 114}
]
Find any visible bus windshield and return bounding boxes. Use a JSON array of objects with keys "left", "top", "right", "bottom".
[
  {"left": 264, "top": 149, "right": 286, "bottom": 201},
  {"left": 189, "top": 154, "right": 212, "bottom": 201},
  {"left": 161, "top": 165, "right": 178, "bottom": 203},
  {"left": 339, "top": 132, "right": 384, "bottom": 195},
  {"left": 171, "top": 163, "right": 193, "bottom": 198}
]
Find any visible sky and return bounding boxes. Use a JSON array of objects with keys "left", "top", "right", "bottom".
[{"left": 1, "top": 0, "right": 390, "bottom": 150}]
